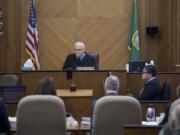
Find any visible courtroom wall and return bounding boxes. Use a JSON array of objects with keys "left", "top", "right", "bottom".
[
  {"left": 20, "top": 0, "right": 132, "bottom": 70},
  {"left": 0, "top": 0, "right": 21, "bottom": 72},
  {"left": 0, "top": 0, "right": 179, "bottom": 72}
]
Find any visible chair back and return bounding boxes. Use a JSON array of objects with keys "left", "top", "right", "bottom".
[
  {"left": 92, "top": 96, "right": 142, "bottom": 135},
  {"left": 16, "top": 95, "right": 66, "bottom": 135},
  {"left": 89, "top": 52, "right": 99, "bottom": 69},
  {"left": 0, "top": 74, "right": 18, "bottom": 86},
  {"left": 161, "top": 81, "right": 171, "bottom": 100}
]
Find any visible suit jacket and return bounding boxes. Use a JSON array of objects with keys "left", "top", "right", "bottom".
[
  {"left": 62, "top": 53, "right": 96, "bottom": 70},
  {"left": 136, "top": 78, "right": 162, "bottom": 100},
  {"left": 0, "top": 98, "right": 10, "bottom": 133},
  {"left": 105, "top": 91, "right": 119, "bottom": 96}
]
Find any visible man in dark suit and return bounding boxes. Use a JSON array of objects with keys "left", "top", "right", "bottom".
[
  {"left": 136, "top": 65, "right": 161, "bottom": 100},
  {"left": 62, "top": 42, "right": 97, "bottom": 70},
  {"left": 0, "top": 98, "right": 10, "bottom": 134},
  {"left": 104, "top": 75, "right": 120, "bottom": 96}
]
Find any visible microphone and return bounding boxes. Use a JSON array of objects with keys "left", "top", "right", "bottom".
[{"left": 66, "top": 69, "right": 73, "bottom": 80}]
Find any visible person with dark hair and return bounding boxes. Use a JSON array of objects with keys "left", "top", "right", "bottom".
[
  {"left": 0, "top": 98, "right": 10, "bottom": 134},
  {"left": 136, "top": 65, "right": 161, "bottom": 100},
  {"left": 36, "top": 76, "right": 57, "bottom": 95}
]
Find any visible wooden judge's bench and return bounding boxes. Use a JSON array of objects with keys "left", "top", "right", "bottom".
[
  {"left": 3, "top": 70, "right": 180, "bottom": 116},
  {"left": 21, "top": 70, "right": 180, "bottom": 98},
  {"left": 5, "top": 71, "right": 179, "bottom": 116},
  {"left": 1, "top": 70, "right": 179, "bottom": 135},
  {"left": 1, "top": 70, "right": 179, "bottom": 98}
]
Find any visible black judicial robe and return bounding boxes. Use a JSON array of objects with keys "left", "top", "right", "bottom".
[{"left": 62, "top": 53, "right": 96, "bottom": 70}]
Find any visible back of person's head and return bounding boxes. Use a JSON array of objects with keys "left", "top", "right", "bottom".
[
  {"left": 36, "top": 76, "right": 57, "bottom": 95},
  {"left": 104, "top": 75, "right": 120, "bottom": 94},
  {"left": 169, "top": 103, "right": 180, "bottom": 132},
  {"left": 143, "top": 65, "right": 157, "bottom": 77}
]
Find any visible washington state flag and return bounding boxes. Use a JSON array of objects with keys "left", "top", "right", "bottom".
[{"left": 128, "top": 0, "right": 140, "bottom": 60}]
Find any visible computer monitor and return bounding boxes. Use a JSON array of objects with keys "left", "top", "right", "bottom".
[
  {"left": 129, "top": 60, "right": 150, "bottom": 72},
  {"left": 0, "top": 85, "right": 25, "bottom": 103}
]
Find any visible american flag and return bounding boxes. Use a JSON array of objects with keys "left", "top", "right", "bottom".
[{"left": 25, "top": 0, "right": 40, "bottom": 70}]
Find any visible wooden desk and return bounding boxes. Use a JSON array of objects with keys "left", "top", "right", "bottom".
[
  {"left": 22, "top": 70, "right": 127, "bottom": 97},
  {"left": 123, "top": 124, "right": 162, "bottom": 135},
  {"left": 57, "top": 89, "right": 93, "bottom": 121},
  {"left": 10, "top": 126, "right": 91, "bottom": 135},
  {"left": 57, "top": 89, "right": 93, "bottom": 97}
]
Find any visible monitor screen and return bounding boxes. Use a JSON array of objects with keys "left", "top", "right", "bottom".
[{"left": 129, "top": 60, "right": 149, "bottom": 72}]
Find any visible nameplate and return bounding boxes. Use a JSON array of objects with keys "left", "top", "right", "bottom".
[{"left": 76, "top": 67, "right": 95, "bottom": 70}]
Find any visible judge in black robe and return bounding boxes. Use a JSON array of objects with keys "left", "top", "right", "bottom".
[
  {"left": 62, "top": 53, "right": 96, "bottom": 70},
  {"left": 62, "top": 42, "right": 96, "bottom": 70}
]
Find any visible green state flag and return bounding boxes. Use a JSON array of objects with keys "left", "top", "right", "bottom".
[{"left": 128, "top": 0, "right": 140, "bottom": 60}]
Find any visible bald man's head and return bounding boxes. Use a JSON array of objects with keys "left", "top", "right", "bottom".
[{"left": 74, "top": 42, "right": 86, "bottom": 58}]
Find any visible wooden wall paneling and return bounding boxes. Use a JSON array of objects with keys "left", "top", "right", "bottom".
[
  {"left": 176, "top": 0, "right": 180, "bottom": 65},
  {"left": 77, "top": 18, "right": 130, "bottom": 70},
  {"left": 171, "top": 0, "right": 177, "bottom": 70},
  {"left": 22, "top": 71, "right": 179, "bottom": 99},
  {"left": 1, "top": 0, "right": 177, "bottom": 71},
  {"left": 4, "top": 0, "right": 21, "bottom": 72},
  {"left": 0, "top": 0, "right": 5, "bottom": 71},
  {"left": 77, "top": 0, "right": 132, "bottom": 17},
  {"left": 77, "top": 0, "right": 131, "bottom": 70},
  {"left": 22, "top": 71, "right": 75, "bottom": 95},
  {"left": 39, "top": 18, "right": 78, "bottom": 69},
  {"left": 22, "top": 71, "right": 127, "bottom": 97},
  {"left": 20, "top": 0, "right": 132, "bottom": 70},
  {"left": 158, "top": 0, "right": 174, "bottom": 71},
  {"left": 20, "top": 0, "right": 78, "bottom": 70},
  {"left": 139, "top": 0, "right": 159, "bottom": 66},
  {"left": 74, "top": 71, "right": 127, "bottom": 97},
  {"left": 138, "top": 0, "right": 146, "bottom": 60},
  {"left": 127, "top": 73, "right": 143, "bottom": 96}
]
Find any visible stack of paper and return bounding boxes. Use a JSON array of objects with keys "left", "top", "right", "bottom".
[
  {"left": 8, "top": 117, "right": 16, "bottom": 130},
  {"left": 81, "top": 117, "right": 91, "bottom": 129},
  {"left": 142, "top": 121, "right": 159, "bottom": 126}
]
